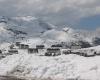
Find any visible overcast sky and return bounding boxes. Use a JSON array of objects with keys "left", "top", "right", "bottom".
[{"left": 0, "top": 0, "right": 100, "bottom": 30}]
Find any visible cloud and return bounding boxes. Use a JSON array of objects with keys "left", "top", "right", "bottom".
[{"left": 0, "top": 0, "right": 100, "bottom": 27}]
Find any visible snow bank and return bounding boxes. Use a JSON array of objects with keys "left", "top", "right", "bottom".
[{"left": 0, "top": 51, "right": 100, "bottom": 80}]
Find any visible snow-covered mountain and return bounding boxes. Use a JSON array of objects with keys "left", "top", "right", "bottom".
[
  {"left": 41, "top": 27, "right": 82, "bottom": 42},
  {"left": 0, "top": 16, "right": 56, "bottom": 43},
  {"left": 10, "top": 16, "right": 55, "bottom": 36},
  {"left": 0, "top": 16, "right": 100, "bottom": 47},
  {"left": 0, "top": 16, "right": 79, "bottom": 44},
  {"left": 0, "top": 22, "right": 13, "bottom": 43}
]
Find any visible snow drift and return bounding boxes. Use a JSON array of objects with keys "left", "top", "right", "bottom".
[{"left": 0, "top": 52, "right": 100, "bottom": 80}]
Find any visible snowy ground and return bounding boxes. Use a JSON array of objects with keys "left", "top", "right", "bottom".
[{"left": 0, "top": 49, "right": 100, "bottom": 80}]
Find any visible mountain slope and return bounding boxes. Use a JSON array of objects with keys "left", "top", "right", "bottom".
[
  {"left": 0, "top": 16, "right": 55, "bottom": 37},
  {"left": 0, "top": 16, "right": 56, "bottom": 44},
  {"left": 0, "top": 16, "right": 100, "bottom": 46},
  {"left": 0, "top": 23, "right": 13, "bottom": 43}
]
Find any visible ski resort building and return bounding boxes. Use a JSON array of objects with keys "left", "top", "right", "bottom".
[
  {"left": 24, "top": 45, "right": 29, "bottom": 49},
  {"left": 51, "top": 44, "right": 62, "bottom": 48},
  {"left": 28, "top": 48, "right": 38, "bottom": 54},
  {"left": 70, "top": 43, "right": 81, "bottom": 49},
  {"left": 62, "top": 50, "right": 71, "bottom": 55},
  {"left": 36, "top": 45, "right": 45, "bottom": 49},
  {"left": 19, "top": 44, "right": 29, "bottom": 49},
  {"left": 71, "top": 45, "right": 81, "bottom": 49},
  {"left": 19, "top": 44, "right": 24, "bottom": 49},
  {"left": 15, "top": 42, "right": 21, "bottom": 47},
  {"left": 45, "top": 48, "right": 61, "bottom": 56},
  {"left": 36, "top": 45, "right": 45, "bottom": 53}
]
